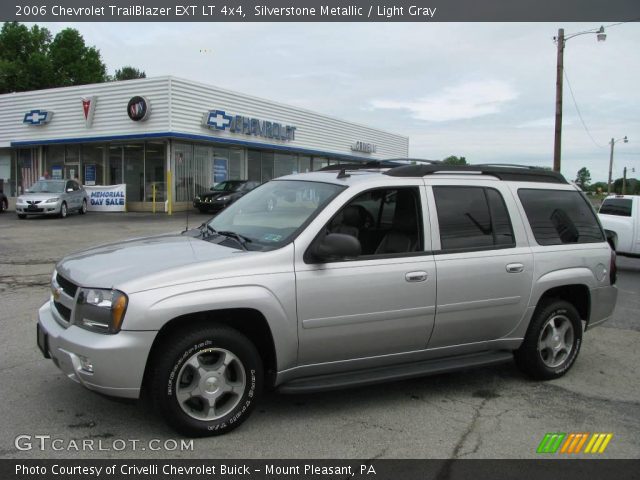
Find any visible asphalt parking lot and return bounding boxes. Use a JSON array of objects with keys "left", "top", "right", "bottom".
[{"left": 0, "top": 211, "right": 638, "bottom": 459}]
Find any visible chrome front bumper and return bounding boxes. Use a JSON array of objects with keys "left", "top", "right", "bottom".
[{"left": 37, "top": 301, "right": 157, "bottom": 398}]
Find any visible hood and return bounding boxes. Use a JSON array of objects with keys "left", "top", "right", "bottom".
[
  {"left": 19, "top": 192, "right": 64, "bottom": 201},
  {"left": 56, "top": 234, "right": 241, "bottom": 290},
  {"left": 199, "top": 191, "right": 230, "bottom": 199}
]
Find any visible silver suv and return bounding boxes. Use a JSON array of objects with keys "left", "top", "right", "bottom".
[{"left": 36, "top": 162, "right": 618, "bottom": 436}]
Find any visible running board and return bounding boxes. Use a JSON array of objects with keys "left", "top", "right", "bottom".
[{"left": 278, "top": 351, "right": 514, "bottom": 394}]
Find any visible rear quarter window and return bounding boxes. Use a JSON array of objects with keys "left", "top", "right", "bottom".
[
  {"left": 518, "top": 189, "right": 604, "bottom": 245},
  {"left": 599, "top": 198, "right": 633, "bottom": 217}
]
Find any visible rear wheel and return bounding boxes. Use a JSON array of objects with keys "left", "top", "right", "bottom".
[
  {"left": 18, "top": 214, "right": 26, "bottom": 219},
  {"left": 515, "top": 299, "right": 582, "bottom": 380},
  {"left": 0, "top": 199, "right": 6, "bottom": 212},
  {"left": 79, "top": 199, "right": 87, "bottom": 214},
  {"left": 59, "top": 202, "right": 68, "bottom": 218},
  {"left": 148, "top": 324, "right": 263, "bottom": 437}
]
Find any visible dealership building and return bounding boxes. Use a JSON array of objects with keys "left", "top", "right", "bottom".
[{"left": 0, "top": 76, "right": 408, "bottom": 211}]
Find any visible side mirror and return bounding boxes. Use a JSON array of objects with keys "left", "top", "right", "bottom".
[
  {"left": 66, "top": 188, "right": 73, "bottom": 192},
  {"left": 605, "top": 229, "right": 617, "bottom": 251},
  {"left": 313, "top": 233, "right": 361, "bottom": 262}
]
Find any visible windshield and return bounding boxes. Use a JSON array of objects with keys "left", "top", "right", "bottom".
[
  {"left": 26, "top": 180, "right": 66, "bottom": 193},
  {"left": 207, "top": 180, "right": 345, "bottom": 251},
  {"left": 211, "top": 181, "right": 241, "bottom": 192}
]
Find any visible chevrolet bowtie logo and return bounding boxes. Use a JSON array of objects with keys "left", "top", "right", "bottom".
[
  {"left": 24, "top": 109, "right": 53, "bottom": 125},
  {"left": 205, "top": 110, "right": 232, "bottom": 130},
  {"left": 52, "top": 287, "right": 63, "bottom": 301}
]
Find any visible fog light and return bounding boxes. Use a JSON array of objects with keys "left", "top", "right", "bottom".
[{"left": 79, "top": 355, "right": 94, "bottom": 373}]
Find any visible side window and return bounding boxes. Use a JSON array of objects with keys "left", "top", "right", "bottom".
[
  {"left": 599, "top": 198, "right": 632, "bottom": 217},
  {"left": 72, "top": 181, "right": 80, "bottom": 191},
  {"left": 433, "top": 186, "right": 515, "bottom": 251},
  {"left": 327, "top": 187, "right": 423, "bottom": 257},
  {"left": 65, "top": 181, "right": 73, "bottom": 191},
  {"left": 518, "top": 189, "right": 604, "bottom": 245}
]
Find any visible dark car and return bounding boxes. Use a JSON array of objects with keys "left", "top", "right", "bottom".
[{"left": 193, "top": 180, "right": 260, "bottom": 213}]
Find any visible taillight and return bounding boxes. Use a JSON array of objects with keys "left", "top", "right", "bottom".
[{"left": 610, "top": 250, "right": 617, "bottom": 285}]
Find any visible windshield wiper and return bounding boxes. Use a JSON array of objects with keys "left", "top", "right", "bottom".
[{"left": 217, "top": 230, "right": 252, "bottom": 250}]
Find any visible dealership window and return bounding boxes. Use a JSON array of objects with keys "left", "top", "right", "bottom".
[
  {"left": 124, "top": 144, "right": 144, "bottom": 202},
  {"left": 44, "top": 145, "right": 65, "bottom": 180},
  {"left": 248, "top": 150, "right": 261, "bottom": 181},
  {"left": 194, "top": 145, "right": 212, "bottom": 196},
  {"left": 261, "top": 152, "right": 274, "bottom": 183},
  {"left": 299, "top": 155, "right": 311, "bottom": 174},
  {"left": 312, "top": 156, "right": 329, "bottom": 170},
  {"left": 108, "top": 145, "right": 123, "bottom": 185},
  {"left": 274, "top": 152, "right": 298, "bottom": 178},
  {"left": 0, "top": 148, "right": 14, "bottom": 196},
  {"left": 82, "top": 144, "right": 105, "bottom": 186},
  {"left": 65, "top": 145, "right": 80, "bottom": 165},
  {"left": 145, "top": 142, "right": 165, "bottom": 202},
  {"left": 174, "top": 143, "right": 194, "bottom": 202}
]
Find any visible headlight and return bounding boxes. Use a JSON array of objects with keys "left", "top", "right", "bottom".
[
  {"left": 75, "top": 288, "right": 128, "bottom": 334},
  {"left": 44, "top": 197, "right": 59, "bottom": 203},
  {"left": 17, "top": 197, "right": 25, "bottom": 203},
  {"left": 217, "top": 195, "right": 230, "bottom": 201}
]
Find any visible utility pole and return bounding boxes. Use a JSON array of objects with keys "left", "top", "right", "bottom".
[
  {"left": 608, "top": 138, "right": 615, "bottom": 196},
  {"left": 622, "top": 167, "right": 627, "bottom": 195},
  {"left": 608, "top": 136, "right": 629, "bottom": 196},
  {"left": 553, "top": 28, "right": 565, "bottom": 173}
]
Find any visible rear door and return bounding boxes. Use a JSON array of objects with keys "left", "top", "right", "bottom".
[{"left": 427, "top": 182, "right": 533, "bottom": 348}]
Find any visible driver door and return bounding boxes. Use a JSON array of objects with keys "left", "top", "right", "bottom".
[{"left": 294, "top": 184, "right": 436, "bottom": 366}]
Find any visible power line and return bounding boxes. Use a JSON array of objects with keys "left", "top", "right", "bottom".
[{"left": 563, "top": 66, "right": 607, "bottom": 149}]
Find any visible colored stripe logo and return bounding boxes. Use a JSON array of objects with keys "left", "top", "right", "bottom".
[{"left": 537, "top": 433, "right": 613, "bottom": 454}]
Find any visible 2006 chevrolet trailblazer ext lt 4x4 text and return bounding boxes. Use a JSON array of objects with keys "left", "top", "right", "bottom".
[{"left": 37, "top": 162, "right": 618, "bottom": 436}]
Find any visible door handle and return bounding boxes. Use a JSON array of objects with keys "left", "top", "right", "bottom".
[
  {"left": 405, "top": 271, "right": 428, "bottom": 282},
  {"left": 506, "top": 263, "right": 524, "bottom": 273}
]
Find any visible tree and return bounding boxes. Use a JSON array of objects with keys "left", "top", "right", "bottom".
[
  {"left": 48, "top": 28, "right": 107, "bottom": 87},
  {"left": 442, "top": 155, "right": 467, "bottom": 166},
  {"left": 574, "top": 167, "right": 592, "bottom": 189},
  {"left": 0, "top": 22, "right": 54, "bottom": 93},
  {"left": 0, "top": 22, "right": 137, "bottom": 93},
  {"left": 112, "top": 66, "right": 146, "bottom": 81}
]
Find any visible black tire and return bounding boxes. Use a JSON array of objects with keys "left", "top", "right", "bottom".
[
  {"left": 515, "top": 299, "right": 582, "bottom": 380},
  {"left": 0, "top": 199, "right": 6, "bottom": 213},
  {"left": 59, "top": 201, "right": 68, "bottom": 218},
  {"left": 18, "top": 214, "right": 26, "bottom": 219},
  {"left": 79, "top": 199, "right": 87, "bottom": 214},
  {"left": 148, "top": 324, "right": 263, "bottom": 437}
]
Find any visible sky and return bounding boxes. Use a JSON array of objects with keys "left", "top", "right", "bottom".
[{"left": 34, "top": 22, "right": 640, "bottom": 183}]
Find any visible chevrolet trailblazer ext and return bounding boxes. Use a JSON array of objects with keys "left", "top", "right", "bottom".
[{"left": 37, "top": 162, "right": 617, "bottom": 436}]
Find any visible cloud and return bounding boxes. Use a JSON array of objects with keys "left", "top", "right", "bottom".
[{"left": 370, "top": 80, "right": 518, "bottom": 122}]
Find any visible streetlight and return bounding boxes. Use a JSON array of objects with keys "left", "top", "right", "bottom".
[
  {"left": 607, "top": 136, "right": 629, "bottom": 195},
  {"left": 553, "top": 25, "right": 607, "bottom": 173}
]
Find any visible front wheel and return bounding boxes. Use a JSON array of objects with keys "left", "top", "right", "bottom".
[
  {"left": 59, "top": 202, "right": 68, "bottom": 218},
  {"left": 0, "top": 199, "right": 6, "bottom": 213},
  {"left": 515, "top": 299, "right": 582, "bottom": 380},
  {"left": 148, "top": 325, "right": 263, "bottom": 437}
]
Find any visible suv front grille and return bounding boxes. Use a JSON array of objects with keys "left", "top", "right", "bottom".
[
  {"left": 53, "top": 300, "right": 71, "bottom": 321},
  {"left": 56, "top": 274, "right": 78, "bottom": 298}
]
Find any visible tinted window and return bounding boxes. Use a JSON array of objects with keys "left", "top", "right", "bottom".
[
  {"left": 326, "top": 187, "right": 423, "bottom": 257},
  {"left": 518, "top": 189, "right": 604, "bottom": 245},
  {"left": 599, "top": 198, "right": 633, "bottom": 217},
  {"left": 434, "top": 187, "right": 515, "bottom": 251}
]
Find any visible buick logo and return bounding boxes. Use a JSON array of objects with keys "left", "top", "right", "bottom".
[{"left": 127, "top": 96, "right": 151, "bottom": 122}]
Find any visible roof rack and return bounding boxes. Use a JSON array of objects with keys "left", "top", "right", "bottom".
[
  {"left": 318, "top": 160, "right": 401, "bottom": 171},
  {"left": 383, "top": 163, "right": 568, "bottom": 184}
]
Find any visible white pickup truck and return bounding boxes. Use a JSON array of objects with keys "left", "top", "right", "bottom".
[{"left": 598, "top": 195, "right": 640, "bottom": 257}]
